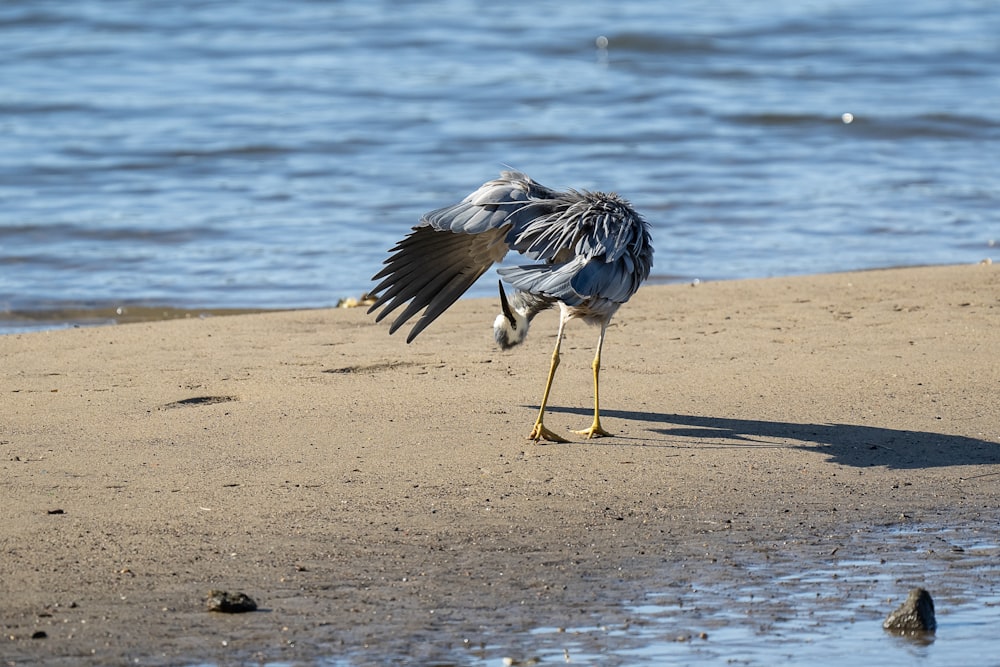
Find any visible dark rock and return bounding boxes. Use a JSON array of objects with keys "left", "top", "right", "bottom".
[
  {"left": 31, "top": 631, "right": 47, "bottom": 639},
  {"left": 206, "top": 590, "right": 258, "bottom": 613},
  {"left": 883, "top": 587, "right": 936, "bottom": 634}
]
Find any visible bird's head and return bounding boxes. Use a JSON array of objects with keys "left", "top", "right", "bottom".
[{"left": 494, "top": 281, "right": 529, "bottom": 350}]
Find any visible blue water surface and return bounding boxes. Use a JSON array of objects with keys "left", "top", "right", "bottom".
[{"left": 1, "top": 0, "right": 998, "bottom": 325}]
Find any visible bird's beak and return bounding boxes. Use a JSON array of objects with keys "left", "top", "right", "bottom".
[{"left": 498, "top": 281, "right": 517, "bottom": 328}]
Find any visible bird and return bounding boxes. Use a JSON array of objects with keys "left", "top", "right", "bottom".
[{"left": 367, "top": 170, "right": 653, "bottom": 442}]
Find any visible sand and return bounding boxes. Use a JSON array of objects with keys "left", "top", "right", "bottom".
[{"left": 2, "top": 264, "right": 998, "bottom": 665}]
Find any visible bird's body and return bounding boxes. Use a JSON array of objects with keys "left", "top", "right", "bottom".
[{"left": 368, "top": 170, "right": 653, "bottom": 442}]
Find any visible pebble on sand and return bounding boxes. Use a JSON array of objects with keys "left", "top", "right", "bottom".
[
  {"left": 206, "top": 590, "right": 258, "bottom": 614},
  {"left": 883, "top": 587, "right": 936, "bottom": 634}
]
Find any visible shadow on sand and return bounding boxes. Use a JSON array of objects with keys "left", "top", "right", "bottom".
[{"left": 541, "top": 407, "right": 1000, "bottom": 471}]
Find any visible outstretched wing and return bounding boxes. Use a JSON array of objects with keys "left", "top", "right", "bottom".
[
  {"left": 368, "top": 171, "right": 544, "bottom": 342},
  {"left": 368, "top": 223, "right": 510, "bottom": 342}
]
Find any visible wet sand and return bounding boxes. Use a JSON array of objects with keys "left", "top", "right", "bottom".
[{"left": 2, "top": 264, "right": 998, "bottom": 665}]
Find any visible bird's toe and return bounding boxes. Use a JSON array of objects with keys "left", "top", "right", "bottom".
[
  {"left": 573, "top": 423, "right": 613, "bottom": 439},
  {"left": 528, "top": 422, "right": 570, "bottom": 444}
]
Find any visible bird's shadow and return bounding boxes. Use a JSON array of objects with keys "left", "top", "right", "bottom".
[{"left": 538, "top": 406, "right": 1000, "bottom": 471}]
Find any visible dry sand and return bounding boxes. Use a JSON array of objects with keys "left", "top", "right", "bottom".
[{"left": 2, "top": 264, "right": 998, "bottom": 665}]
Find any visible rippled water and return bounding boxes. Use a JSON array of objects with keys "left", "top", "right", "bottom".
[{"left": 2, "top": 0, "right": 999, "bottom": 331}]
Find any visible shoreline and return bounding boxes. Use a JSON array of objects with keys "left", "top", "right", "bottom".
[
  {"left": 3, "top": 260, "right": 992, "bottom": 336},
  {"left": 2, "top": 263, "right": 998, "bottom": 664}
]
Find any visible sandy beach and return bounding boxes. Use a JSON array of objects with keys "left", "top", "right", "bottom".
[{"left": 2, "top": 264, "right": 998, "bottom": 665}]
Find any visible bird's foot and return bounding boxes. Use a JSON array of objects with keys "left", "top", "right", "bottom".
[
  {"left": 528, "top": 421, "right": 570, "bottom": 443},
  {"left": 573, "top": 422, "right": 612, "bottom": 439}
]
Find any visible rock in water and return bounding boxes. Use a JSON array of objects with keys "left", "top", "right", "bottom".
[
  {"left": 206, "top": 590, "right": 258, "bottom": 613},
  {"left": 883, "top": 588, "right": 936, "bottom": 634}
]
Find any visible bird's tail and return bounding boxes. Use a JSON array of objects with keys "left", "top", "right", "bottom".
[{"left": 494, "top": 282, "right": 551, "bottom": 350}]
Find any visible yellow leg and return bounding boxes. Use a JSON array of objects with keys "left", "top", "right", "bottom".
[
  {"left": 574, "top": 323, "right": 612, "bottom": 439},
  {"left": 528, "top": 316, "right": 569, "bottom": 443}
]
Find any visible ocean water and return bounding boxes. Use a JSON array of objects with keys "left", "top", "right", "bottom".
[{"left": 1, "top": 0, "right": 998, "bottom": 332}]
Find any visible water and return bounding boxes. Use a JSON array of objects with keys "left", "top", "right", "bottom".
[
  {"left": 2, "top": 0, "right": 998, "bottom": 331},
  {"left": 181, "top": 523, "right": 999, "bottom": 666}
]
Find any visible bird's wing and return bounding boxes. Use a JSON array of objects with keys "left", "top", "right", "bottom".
[
  {"left": 420, "top": 171, "right": 539, "bottom": 234},
  {"left": 368, "top": 224, "right": 510, "bottom": 342},
  {"left": 368, "top": 172, "right": 543, "bottom": 342}
]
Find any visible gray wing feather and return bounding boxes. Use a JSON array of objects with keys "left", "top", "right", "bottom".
[
  {"left": 422, "top": 201, "right": 509, "bottom": 236},
  {"left": 570, "top": 256, "right": 639, "bottom": 303},
  {"left": 497, "top": 253, "right": 638, "bottom": 307},
  {"left": 368, "top": 223, "right": 510, "bottom": 342},
  {"left": 497, "top": 261, "right": 581, "bottom": 305},
  {"left": 422, "top": 172, "right": 536, "bottom": 235}
]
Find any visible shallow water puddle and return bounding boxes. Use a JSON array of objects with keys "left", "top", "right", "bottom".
[
  {"left": 516, "top": 601, "right": 998, "bottom": 666},
  {"left": 506, "top": 529, "right": 999, "bottom": 667},
  {"left": 188, "top": 525, "right": 998, "bottom": 666}
]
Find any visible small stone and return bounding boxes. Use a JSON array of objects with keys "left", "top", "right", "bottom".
[
  {"left": 31, "top": 631, "right": 47, "bottom": 639},
  {"left": 206, "top": 590, "right": 258, "bottom": 613},
  {"left": 883, "top": 588, "right": 936, "bottom": 634}
]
